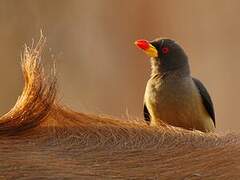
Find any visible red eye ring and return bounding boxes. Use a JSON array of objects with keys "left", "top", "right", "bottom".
[{"left": 162, "top": 47, "right": 169, "bottom": 54}]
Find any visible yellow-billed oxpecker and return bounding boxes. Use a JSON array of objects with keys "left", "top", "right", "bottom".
[{"left": 135, "top": 38, "right": 215, "bottom": 132}]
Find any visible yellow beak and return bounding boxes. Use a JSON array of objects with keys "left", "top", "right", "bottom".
[{"left": 135, "top": 39, "right": 158, "bottom": 58}]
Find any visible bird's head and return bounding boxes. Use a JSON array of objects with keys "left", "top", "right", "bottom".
[{"left": 135, "top": 38, "right": 189, "bottom": 73}]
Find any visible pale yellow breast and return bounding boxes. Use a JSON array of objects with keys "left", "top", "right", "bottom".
[{"left": 144, "top": 76, "right": 215, "bottom": 132}]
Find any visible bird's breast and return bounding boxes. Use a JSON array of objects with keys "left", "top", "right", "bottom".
[{"left": 144, "top": 76, "right": 214, "bottom": 132}]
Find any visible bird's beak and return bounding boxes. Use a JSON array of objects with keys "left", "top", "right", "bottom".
[{"left": 134, "top": 39, "right": 158, "bottom": 58}]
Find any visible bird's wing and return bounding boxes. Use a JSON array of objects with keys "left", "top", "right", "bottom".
[
  {"left": 192, "top": 77, "right": 216, "bottom": 126},
  {"left": 143, "top": 103, "right": 151, "bottom": 124}
]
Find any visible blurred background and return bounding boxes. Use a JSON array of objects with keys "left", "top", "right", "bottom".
[{"left": 0, "top": 0, "right": 239, "bottom": 132}]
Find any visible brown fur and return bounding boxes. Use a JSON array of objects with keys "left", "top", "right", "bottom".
[{"left": 0, "top": 36, "right": 240, "bottom": 179}]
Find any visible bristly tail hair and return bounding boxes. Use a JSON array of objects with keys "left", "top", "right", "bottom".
[{"left": 0, "top": 34, "right": 57, "bottom": 136}]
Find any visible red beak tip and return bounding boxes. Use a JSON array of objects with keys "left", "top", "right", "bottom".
[{"left": 135, "top": 39, "right": 150, "bottom": 50}]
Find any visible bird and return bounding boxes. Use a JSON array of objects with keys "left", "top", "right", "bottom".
[{"left": 135, "top": 38, "right": 215, "bottom": 132}]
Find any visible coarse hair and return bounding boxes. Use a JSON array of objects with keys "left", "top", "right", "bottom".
[{"left": 0, "top": 35, "right": 239, "bottom": 179}]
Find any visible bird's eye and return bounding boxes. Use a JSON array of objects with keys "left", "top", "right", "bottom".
[{"left": 162, "top": 47, "right": 169, "bottom": 55}]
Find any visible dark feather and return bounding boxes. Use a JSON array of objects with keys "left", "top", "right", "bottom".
[
  {"left": 192, "top": 78, "right": 216, "bottom": 126},
  {"left": 143, "top": 104, "right": 151, "bottom": 124}
]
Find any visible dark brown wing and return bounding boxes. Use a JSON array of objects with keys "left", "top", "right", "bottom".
[
  {"left": 192, "top": 77, "right": 216, "bottom": 126},
  {"left": 143, "top": 103, "right": 151, "bottom": 124}
]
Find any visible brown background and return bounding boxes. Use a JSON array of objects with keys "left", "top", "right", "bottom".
[{"left": 0, "top": 0, "right": 239, "bottom": 132}]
